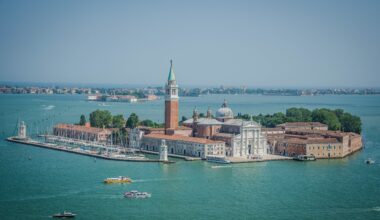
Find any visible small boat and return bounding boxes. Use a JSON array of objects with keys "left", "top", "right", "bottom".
[
  {"left": 124, "top": 190, "right": 151, "bottom": 199},
  {"left": 365, "top": 158, "right": 375, "bottom": 164},
  {"left": 293, "top": 155, "right": 316, "bottom": 161},
  {"left": 104, "top": 176, "right": 132, "bottom": 184},
  {"left": 206, "top": 156, "right": 231, "bottom": 164},
  {"left": 52, "top": 211, "right": 76, "bottom": 218}
]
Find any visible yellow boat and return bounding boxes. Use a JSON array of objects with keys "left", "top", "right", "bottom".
[{"left": 104, "top": 176, "right": 132, "bottom": 184}]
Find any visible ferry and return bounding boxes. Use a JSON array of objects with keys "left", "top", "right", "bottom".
[
  {"left": 293, "top": 155, "right": 316, "bottom": 161},
  {"left": 52, "top": 211, "right": 76, "bottom": 218},
  {"left": 124, "top": 190, "right": 151, "bottom": 199},
  {"left": 206, "top": 156, "right": 231, "bottom": 164},
  {"left": 104, "top": 176, "right": 132, "bottom": 184}
]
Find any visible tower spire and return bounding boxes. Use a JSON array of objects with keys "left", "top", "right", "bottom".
[{"left": 168, "top": 59, "right": 176, "bottom": 82}]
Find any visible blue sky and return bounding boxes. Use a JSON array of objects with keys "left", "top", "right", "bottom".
[{"left": 0, "top": 0, "right": 379, "bottom": 87}]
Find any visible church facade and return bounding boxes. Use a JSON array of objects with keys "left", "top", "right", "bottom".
[
  {"left": 129, "top": 60, "right": 268, "bottom": 159},
  {"left": 129, "top": 60, "right": 226, "bottom": 159},
  {"left": 183, "top": 101, "right": 268, "bottom": 158}
]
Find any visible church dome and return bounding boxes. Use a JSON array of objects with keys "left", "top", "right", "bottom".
[{"left": 216, "top": 100, "right": 233, "bottom": 119}]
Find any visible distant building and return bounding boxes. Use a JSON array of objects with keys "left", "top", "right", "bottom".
[
  {"left": 276, "top": 122, "right": 328, "bottom": 131},
  {"left": 87, "top": 95, "right": 101, "bottom": 101},
  {"left": 130, "top": 74, "right": 269, "bottom": 159},
  {"left": 183, "top": 101, "right": 268, "bottom": 158},
  {"left": 129, "top": 60, "right": 227, "bottom": 158},
  {"left": 141, "top": 133, "right": 225, "bottom": 158},
  {"left": 53, "top": 123, "right": 112, "bottom": 143},
  {"left": 117, "top": 95, "right": 137, "bottom": 103},
  {"left": 165, "top": 60, "right": 179, "bottom": 134},
  {"left": 146, "top": 94, "right": 158, "bottom": 101},
  {"left": 272, "top": 130, "right": 362, "bottom": 158}
]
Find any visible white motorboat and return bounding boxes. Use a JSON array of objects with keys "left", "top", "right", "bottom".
[
  {"left": 365, "top": 158, "right": 375, "bottom": 164},
  {"left": 294, "top": 155, "right": 316, "bottom": 161},
  {"left": 124, "top": 190, "right": 151, "bottom": 199},
  {"left": 52, "top": 211, "right": 76, "bottom": 218},
  {"left": 206, "top": 156, "right": 231, "bottom": 164}
]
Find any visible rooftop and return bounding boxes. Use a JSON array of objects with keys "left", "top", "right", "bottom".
[
  {"left": 277, "top": 122, "right": 328, "bottom": 128},
  {"left": 278, "top": 137, "right": 339, "bottom": 145},
  {"left": 54, "top": 123, "right": 112, "bottom": 134},
  {"left": 224, "top": 119, "right": 260, "bottom": 127},
  {"left": 183, "top": 118, "right": 223, "bottom": 125},
  {"left": 144, "top": 133, "right": 225, "bottom": 145}
]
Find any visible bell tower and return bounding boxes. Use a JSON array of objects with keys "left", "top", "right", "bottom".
[{"left": 165, "top": 60, "right": 179, "bottom": 134}]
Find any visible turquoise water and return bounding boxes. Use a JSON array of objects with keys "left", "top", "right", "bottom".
[{"left": 0, "top": 94, "right": 380, "bottom": 219}]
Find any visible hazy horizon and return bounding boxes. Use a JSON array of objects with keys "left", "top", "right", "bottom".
[
  {"left": 1, "top": 0, "right": 379, "bottom": 87},
  {"left": 2, "top": 80, "right": 380, "bottom": 90}
]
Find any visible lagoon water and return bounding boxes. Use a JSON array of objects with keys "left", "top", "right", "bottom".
[{"left": 0, "top": 94, "right": 380, "bottom": 219}]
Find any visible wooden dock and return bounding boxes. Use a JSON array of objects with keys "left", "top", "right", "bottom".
[{"left": 6, "top": 137, "right": 174, "bottom": 163}]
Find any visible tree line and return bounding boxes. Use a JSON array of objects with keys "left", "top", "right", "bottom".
[
  {"left": 78, "top": 107, "right": 362, "bottom": 135},
  {"left": 78, "top": 110, "right": 163, "bottom": 130},
  {"left": 236, "top": 107, "right": 362, "bottom": 134}
]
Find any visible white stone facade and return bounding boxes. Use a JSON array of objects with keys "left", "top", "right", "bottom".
[
  {"left": 159, "top": 140, "right": 168, "bottom": 161},
  {"left": 141, "top": 134, "right": 225, "bottom": 159},
  {"left": 227, "top": 121, "right": 268, "bottom": 158},
  {"left": 128, "top": 128, "right": 144, "bottom": 149}
]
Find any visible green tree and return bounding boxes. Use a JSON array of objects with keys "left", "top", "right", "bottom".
[
  {"left": 79, "top": 114, "right": 86, "bottom": 126},
  {"left": 140, "top": 119, "right": 155, "bottom": 127},
  {"left": 334, "top": 109, "right": 344, "bottom": 119},
  {"left": 112, "top": 114, "right": 126, "bottom": 129},
  {"left": 140, "top": 119, "right": 163, "bottom": 128},
  {"left": 236, "top": 113, "right": 251, "bottom": 120},
  {"left": 126, "top": 113, "right": 139, "bottom": 128},
  {"left": 181, "top": 116, "right": 188, "bottom": 122},
  {"left": 312, "top": 109, "right": 341, "bottom": 130},
  {"left": 265, "top": 112, "right": 287, "bottom": 127},
  {"left": 89, "top": 110, "right": 112, "bottom": 128},
  {"left": 286, "top": 108, "right": 312, "bottom": 122},
  {"left": 340, "top": 113, "right": 362, "bottom": 134}
]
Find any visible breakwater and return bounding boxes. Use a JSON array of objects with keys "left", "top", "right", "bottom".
[{"left": 6, "top": 137, "right": 174, "bottom": 163}]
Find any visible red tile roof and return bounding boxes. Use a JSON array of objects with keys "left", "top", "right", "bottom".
[
  {"left": 277, "top": 122, "right": 328, "bottom": 127},
  {"left": 144, "top": 133, "right": 224, "bottom": 145},
  {"left": 54, "top": 124, "right": 112, "bottom": 134}
]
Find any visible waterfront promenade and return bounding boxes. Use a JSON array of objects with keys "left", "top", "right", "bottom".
[
  {"left": 6, "top": 137, "right": 174, "bottom": 163},
  {"left": 6, "top": 136, "right": 290, "bottom": 164},
  {"left": 228, "top": 154, "right": 293, "bottom": 163}
]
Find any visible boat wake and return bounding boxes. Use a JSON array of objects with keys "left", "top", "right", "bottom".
[
  {"left": 98, "top": 103, "right": 110, "bottom": 106},
  {"left": 43, "top": 105, "right": 55, "bottom": 110},
  {"left": 211, "top": 165, "right": 232, "bottom": 169},
  {"left": 372, "top": 207, "right": 380, "bottom": 212},
  {"left": 133, "top": 177, "right": 186, "bottom": 183}
]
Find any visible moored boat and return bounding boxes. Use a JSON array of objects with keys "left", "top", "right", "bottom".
[
  {"left": 124, "top": 190, "right": 151, "bottom": 199},
  {"left": 52, "top": 211, "right": 76, "bottom": 218},
  {"left": 293, "top": 155, "right": 316, "bottom": 161},
  {"left": 206, "top": 156, "right": 231, "bottom": 164},
  {"left": 104, "top": 176, "right": 132, "bottom": 184}
]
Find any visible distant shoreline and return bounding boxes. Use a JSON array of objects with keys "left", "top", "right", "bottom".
[{"left": 1, "top": 85, "right": 380, "bottom": 97}]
